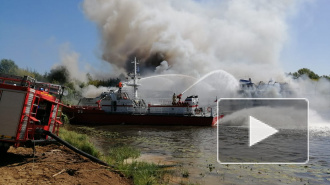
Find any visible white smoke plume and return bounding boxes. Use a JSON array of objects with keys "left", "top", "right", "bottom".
[
  {"left": 52, "top": 44, "right": 115, "bottom": 101},
  {"left": 81, "top": 0, "right": 330, "bottom": 127},
  {"left": 287, "top": 75, "right": 330, "bottom": 125},
  {"left": 82, "top": 0, "right": 297, "bottom": 79},
  {"left": 81, "top": 84, "right": 109, "bottom": 98},
  {"left": 53, "top": 43, "right": 88, "bottom": 83},
  {"left": 155, "top": 61, "right": 169, "bottom": 74}
]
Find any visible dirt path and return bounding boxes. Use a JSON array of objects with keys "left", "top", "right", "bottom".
[{"left": 0, "top": 144, "right": 133, "bottom": 185}]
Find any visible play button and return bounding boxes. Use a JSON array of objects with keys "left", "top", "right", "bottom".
[
  {"left": 217, "top": 98, "right": 308, "bottom": 164},
  {"left": 249, "top": 116, "right": 278, "bottom": 147}
]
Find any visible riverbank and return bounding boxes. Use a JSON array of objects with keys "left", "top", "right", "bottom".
[
  {"left": 62, "top": 125, "right": 178, "bottom": 185},
  {"left": 0, "top": 144, "right": 132, "bottom": 185},
  {"left": 0, "top": 125, "right": 197, "bottom": 185},
  {"left": 67, "top": 125, "right": 200, "bottom": 185}
]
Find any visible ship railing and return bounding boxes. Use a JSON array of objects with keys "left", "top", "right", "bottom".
[{"left": 144, "top": 98, "right": 173, "bottom": 105}]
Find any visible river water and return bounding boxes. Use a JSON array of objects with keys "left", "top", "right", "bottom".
[{"left": 89, "top": 125, "right": 330, "bottom": 185}]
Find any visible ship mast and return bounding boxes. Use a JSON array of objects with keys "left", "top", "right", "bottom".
[{"left": 127, "top": 57, "right": 141, "bottom": 99}]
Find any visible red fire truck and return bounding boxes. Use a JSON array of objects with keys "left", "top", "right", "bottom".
[{"left": 0, "top": 74, "right": 65, "bottom": 154}]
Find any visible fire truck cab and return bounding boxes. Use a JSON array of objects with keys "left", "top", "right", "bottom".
[{"left": 0, "top": 74, "right": 65, "bottom": 154}]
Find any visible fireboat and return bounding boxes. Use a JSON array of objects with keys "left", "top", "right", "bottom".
[{"left": 63, "top": 58, "right": 219, "bottom": 126}]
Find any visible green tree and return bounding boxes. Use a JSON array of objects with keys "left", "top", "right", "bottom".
[
  {"left": 0, "top": 59, "right": 18, "bottom": 74},
  {"left": 292, "top": 68, "right": 320, "bottom": 80},
  {"left": 47, "top": 65, "right": 69, "bottom": 84}
]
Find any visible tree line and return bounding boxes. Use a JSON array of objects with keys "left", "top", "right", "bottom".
[
  {"left": 0, "top": 58, "right": 122, "bottom": 104},
  {"left": 0, "top": 59, "right": 121, "bottom": 87},
  {"left": 1, "top": 58, "right": 329, "bottom": 86},
  {"left": 287, "top": 68, "right": 330, "bottom": 80}
]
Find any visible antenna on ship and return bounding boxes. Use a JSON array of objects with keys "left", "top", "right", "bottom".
[{"left": 127, "top": 57, "right": 141, "bottom": 99}]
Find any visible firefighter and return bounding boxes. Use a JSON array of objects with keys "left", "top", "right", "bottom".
[
  {"left": 118, "top": 82, "right": 123, "bottom": 93},
  {"left": 177, "top": 94, "right": 182, "bottom": 103},
  {"left": 172, "top": 93, "right": 176, "bottom": 105}
]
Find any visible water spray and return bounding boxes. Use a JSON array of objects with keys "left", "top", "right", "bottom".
[
  {"left": 140, "top": 74, "right": 197, "bottom": 81},
  {"left": 181, "top": 70, "right": 238, "bottom": 94}
]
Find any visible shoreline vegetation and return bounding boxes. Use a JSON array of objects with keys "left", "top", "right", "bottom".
[{"left": 60, "top": 124, "right": 176, "bottom": 185}]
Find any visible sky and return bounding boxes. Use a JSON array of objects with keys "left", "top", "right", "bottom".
[
  {"left": 0, "top": 0, "right": 101, "bottom": 74},
  {"left": 0, "top": 0, "right": 329, "bottom": 77},
  {"left": 280, "top": 0, "right": 330, "bottom": 76}
]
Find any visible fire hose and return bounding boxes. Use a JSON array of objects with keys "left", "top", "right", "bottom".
[
  {"left": 34, "top": 129, "right": 176, "bottom": 169},
  {"left": 39, "top": 129, "right": 111, "bottom": 167}
]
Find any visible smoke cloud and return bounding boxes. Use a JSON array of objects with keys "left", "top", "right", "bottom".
[
  {"left": 81, "top": 85, "right": 109, "bottom": 98},
  {"left": 82, "top": 0, "right": 297, "bottom": 79},
  {"left": 287, "top": 75, "right": 330, "bottom": 123},
  {"left": 54, "top": 43, "right": 88, "bottom": 82},
  {"left": 80, "top": 0, "right": 329, "bottom": 127}
]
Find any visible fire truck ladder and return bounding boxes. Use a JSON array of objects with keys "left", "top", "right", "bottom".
[
  {"left": 18, "top": 90, "right": 35, "bottom": 141},
  {"left": 28, "top": 95, "right": 41, "bottom": 139},
  {"left": 55, "top": 105, "right": 63, "bottom": 136}
]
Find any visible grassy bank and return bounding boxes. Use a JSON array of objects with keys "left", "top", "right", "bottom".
[
  {"left": 59, "top": 125, "right": 171, "bottom": 185},
  {"left": 59, "top": 128, "right": 100, "bottom": 158}
]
